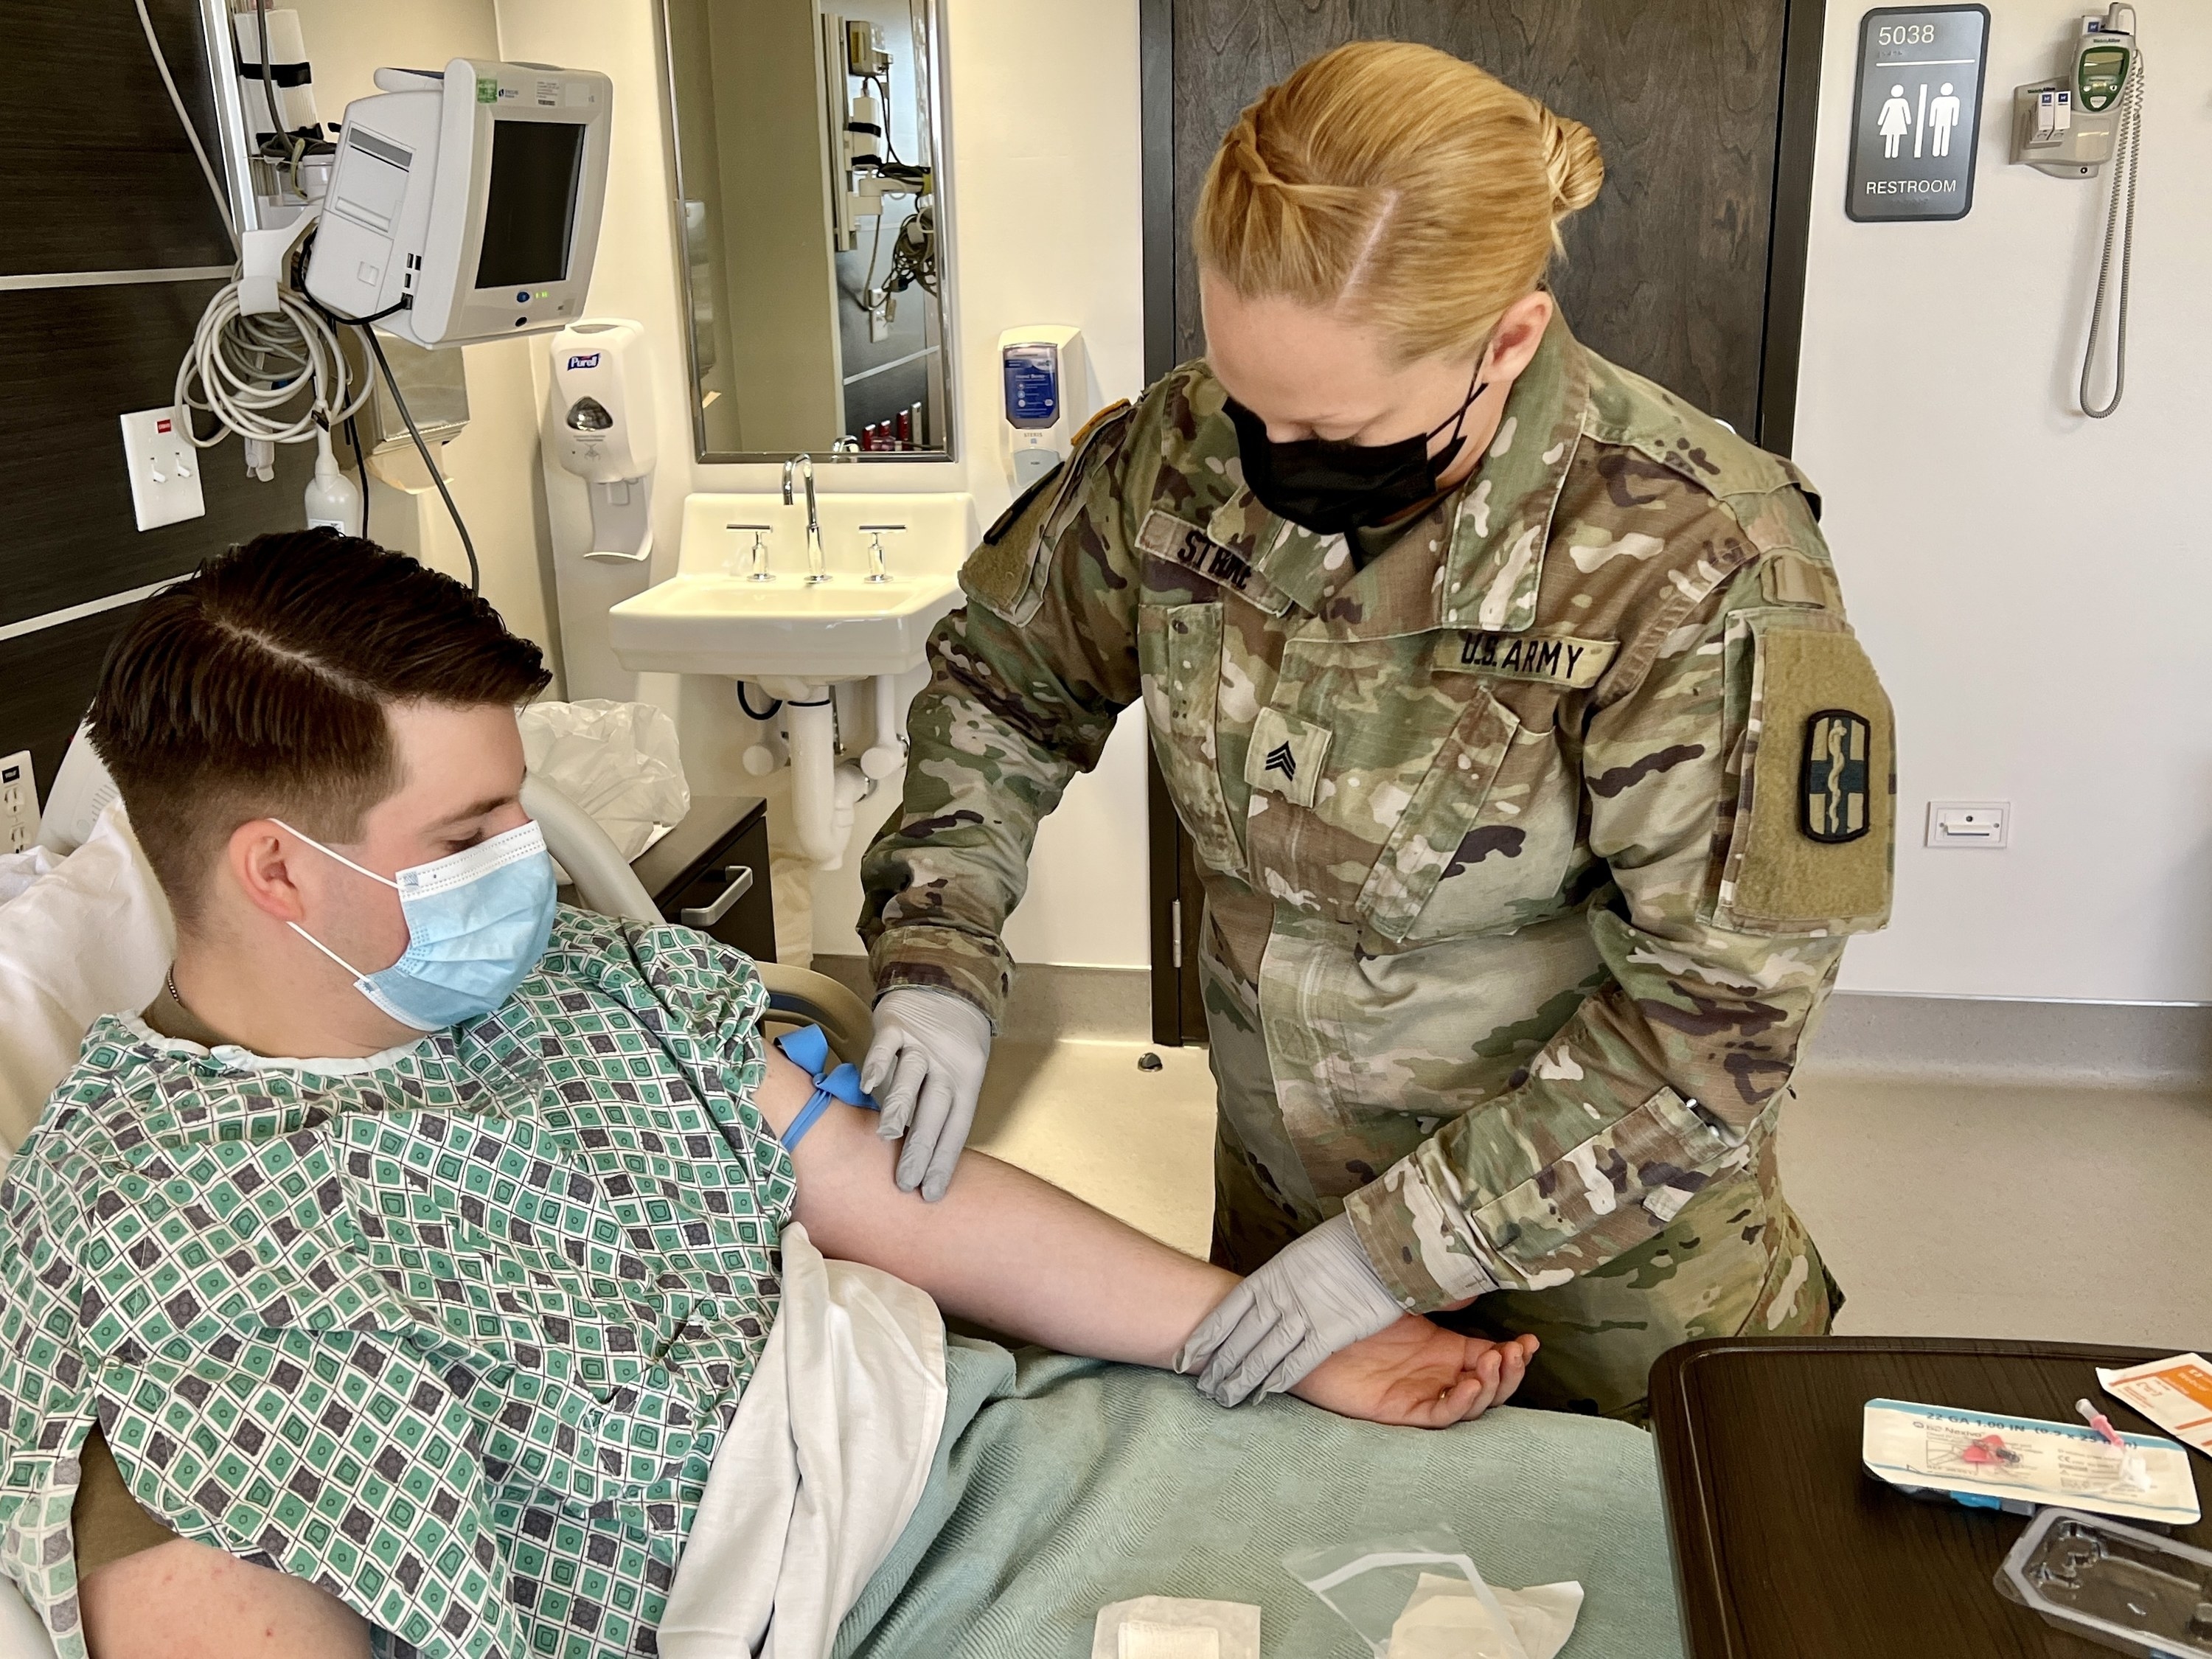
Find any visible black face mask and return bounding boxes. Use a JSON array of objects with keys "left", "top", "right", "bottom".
[{"left": 1224, "top": 359, "right": 1489, "bottom": 536}]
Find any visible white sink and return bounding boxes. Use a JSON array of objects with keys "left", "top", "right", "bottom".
[
  {"left": 608, "top": 490, "right": 975, "bottom": 681},
  {"left": 608, "top": 570, "right": 961, "bottom": 680}
]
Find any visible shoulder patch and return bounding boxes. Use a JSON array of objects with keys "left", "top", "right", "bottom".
[
  {"left": 981, "top": 459, "right": 1065, "bottom": 549},
  {"left": 1801, "top": 710, "right": 1872, "bottom": 844},
  {"left": 1720, "top": 619, "right": 1893, "bottom": 933},
  {"left": 961, "top": 400, "right": 1134, "bottom": 624},
  {"left": 1434, "top": 629, "right": 1617, "bottom": 689}
]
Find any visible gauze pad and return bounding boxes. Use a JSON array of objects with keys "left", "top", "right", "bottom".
[{"left": 1092, "top": 1597, "right": 1259, "bottom": 1659}]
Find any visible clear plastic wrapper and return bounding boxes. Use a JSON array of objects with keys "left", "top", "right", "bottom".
[
  {"left": 1862, "top": 1397, "right": 2199, "bottom": 1526},
  {"left": 1995, "top": 1506, "right": 2212, "bottom": 1657},
  {"left": 1284, "top": 1529, "right": 1582, "bottom": 1659}
]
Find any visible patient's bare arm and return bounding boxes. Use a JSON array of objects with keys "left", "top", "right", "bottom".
[
  {"left": 758, "top": 1049, "right": 1533, "bottom": 1425},
  {"left": 80, "top": 1537, "right": 369, "bottom": 1659}
]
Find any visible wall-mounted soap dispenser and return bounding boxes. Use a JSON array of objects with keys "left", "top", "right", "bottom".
[
  {"left": 999, "top": 326, "right": 1091, "bottom": 490},
  {"left": 549, "top": 319, "right": 658, "bottom": 563}
]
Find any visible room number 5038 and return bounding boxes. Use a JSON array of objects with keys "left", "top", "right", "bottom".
[{"left": 1877, "top": 23, "right": 1938, "bottom": 45}]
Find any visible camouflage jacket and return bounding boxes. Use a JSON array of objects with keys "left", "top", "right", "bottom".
[{"left": 860, "top": 314, "right": 1893, "bottom": 1311}]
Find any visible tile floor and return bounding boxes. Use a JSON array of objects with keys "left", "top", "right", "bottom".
[{"left": 970, "top": 1040, "right": 2212, "bottom": 1352}]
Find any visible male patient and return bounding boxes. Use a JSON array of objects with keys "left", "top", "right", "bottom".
[{"left": 0, "top": 532, "right": 1533, "bottom": 1659}]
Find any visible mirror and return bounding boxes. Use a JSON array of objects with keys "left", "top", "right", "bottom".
[{"left": 657, "top": 0, "right": 954, "bottom": 462}]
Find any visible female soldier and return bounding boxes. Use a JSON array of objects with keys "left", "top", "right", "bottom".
[{"left": 855, "top": 41, "right": 1893, "bottom": 1420}]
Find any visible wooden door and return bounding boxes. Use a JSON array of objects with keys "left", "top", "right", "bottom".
[{"left": 1141, "top": 0, "right": 1826, "bottom": 1043}]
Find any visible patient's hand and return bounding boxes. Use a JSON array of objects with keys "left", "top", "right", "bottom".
[{"left": 1289, "top": 1316, "right": 1537, "bottom": 1428}]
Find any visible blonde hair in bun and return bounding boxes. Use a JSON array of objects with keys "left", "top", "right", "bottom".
[
  {"left": 1536, "top": 103, "right": 1606, "bottom": 229},
  {"left": 1196, "top": 41, "right": 1605, "bottom": 364}
]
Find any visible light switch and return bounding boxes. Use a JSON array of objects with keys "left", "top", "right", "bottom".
[
  {"left": 1927, "top": 801, "right": 2009, "bottom": 849},
  {"left": 119, "top": 406, "right": 206, "bottom": 531}
]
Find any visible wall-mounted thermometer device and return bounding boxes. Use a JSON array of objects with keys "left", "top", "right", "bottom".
[
  {"left": 2013, "top": 5, "right": 2138, "bottom": 178},
  {"left": 2011, "top": 5, "right": 2143, "bottom": 417}
]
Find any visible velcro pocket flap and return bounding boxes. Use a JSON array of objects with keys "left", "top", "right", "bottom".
[
  {"left": 1473, "top": 1085, "right": 1750, "bottom": 1271},
  {"left": 1354, "top": 688, "right": 1519, "bottom": 942}
]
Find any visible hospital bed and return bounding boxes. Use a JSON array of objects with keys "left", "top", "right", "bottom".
[{"left": 0, "top": 739, "right": 1688, "bottom": 1659}]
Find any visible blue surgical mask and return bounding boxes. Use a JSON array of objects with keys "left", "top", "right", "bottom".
[{"left": 278, "top": 818, "right": 558, "bottom": 1032}]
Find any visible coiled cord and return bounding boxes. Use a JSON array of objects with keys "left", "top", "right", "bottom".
[
  {"left": 2079, "top": 58, "right": 2143, "bottom": 420},
  {"left": 175, "top": 279, "right": 374, "bottom": 476}
]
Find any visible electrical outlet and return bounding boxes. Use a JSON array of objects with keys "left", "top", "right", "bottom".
[
  {"left": 0, "top": 751, "right": 35, "bottom": 855},
  {"left": 119, "top": 406, "right": 206, "bottom": 531},
  {"left": 1926, "top": 800, "right": 2009, "bottom": 849}
]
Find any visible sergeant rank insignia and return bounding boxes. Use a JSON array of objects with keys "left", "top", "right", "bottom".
[{"left": 1801, "top": 709, "right": 1871, "bottom": 844}]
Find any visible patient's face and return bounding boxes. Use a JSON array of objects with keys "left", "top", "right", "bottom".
[{"left": 300, "top": 700, "right": 530, "bottom": 975}]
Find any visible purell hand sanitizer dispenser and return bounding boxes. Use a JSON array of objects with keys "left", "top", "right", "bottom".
[
  {"left": 999, "top": 326, "right": 1090, "bottom": 490},
  {"left": 546, "top": 319, "right": 657, "bottom": 700},
  {"left": 549, "top": 319, "right": 657, "bottom": 563}
]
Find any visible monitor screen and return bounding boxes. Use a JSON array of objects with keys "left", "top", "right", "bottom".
[{"left": 474, "top": 119, "right": 586, "bottom": 290}]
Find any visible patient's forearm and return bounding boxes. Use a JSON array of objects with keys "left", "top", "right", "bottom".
[{"left": 785, "top": 1097, "right": 1234, "bottom": 1367}]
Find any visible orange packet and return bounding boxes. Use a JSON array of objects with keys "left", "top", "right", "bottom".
[{"left": 2099, "top": 1354, "right": 2212, "bottom": 1460}]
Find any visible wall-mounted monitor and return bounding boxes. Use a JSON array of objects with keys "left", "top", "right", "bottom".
[{"left": 306, "top": 58, "right": 613, "bottom": 349}]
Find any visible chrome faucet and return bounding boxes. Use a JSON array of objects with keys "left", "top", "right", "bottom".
[{"left": 783, "top": 453, "right": 827, "bottom": 585}]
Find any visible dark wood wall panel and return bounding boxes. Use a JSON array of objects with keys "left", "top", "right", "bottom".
[
  {"left": 0, "top": 0, "right": 234, "bottom": 274},
  {"left": 0, "top": 605, "right": 142, "bottom": 807},
  {"left": 1, "top": 1, "right": 313, "bottom": 811},
  {"left": 1169, "top": 0, "right": 1789, "bottom": 434},
  {"left": 0, "top": 282, "right": 310, "bottom": 632}
]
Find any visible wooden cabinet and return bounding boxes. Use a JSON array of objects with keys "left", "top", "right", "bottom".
[{"left": 631, "top": 796, "right": 779, "bottom": 964}]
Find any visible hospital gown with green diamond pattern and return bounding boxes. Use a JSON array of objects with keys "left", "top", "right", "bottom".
[{"left": 0, "top": 908, "right": 795, "bottom": 1659}]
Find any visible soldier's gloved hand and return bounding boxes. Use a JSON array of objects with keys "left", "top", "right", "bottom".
[
  {"left": 860, "top": 987, "right": 993, "bottom": 1203},
  {"left": 1175, "top": 1213, "right": 1405, "bottom": 1406}
]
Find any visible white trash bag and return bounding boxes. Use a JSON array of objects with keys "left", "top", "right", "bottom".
[{"left": 518, "top": 700, "right": 691, "bottom": 862}]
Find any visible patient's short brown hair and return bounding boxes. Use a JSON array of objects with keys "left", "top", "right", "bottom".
[{"left": 88, "top": 530, "right": 551, "bottom": 925}]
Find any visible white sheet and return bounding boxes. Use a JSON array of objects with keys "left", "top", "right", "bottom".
[{"left": 658, "top": 1222, "right": 948, "bottom": 1659}]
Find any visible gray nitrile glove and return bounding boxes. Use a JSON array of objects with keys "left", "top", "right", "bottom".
[
  {"left": 860, "top": 986, "right": 993, "bottom": 1202},
  {"left": 1175, "top": 1213, "right": 1405, "bottom": 1406}
]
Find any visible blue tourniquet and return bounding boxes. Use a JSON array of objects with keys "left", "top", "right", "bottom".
[{"left": 773, "top": 1023, "right": 877, "bottom": 1150}]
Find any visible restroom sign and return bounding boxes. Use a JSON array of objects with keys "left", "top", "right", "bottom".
[{"left": 1847, "top": 5, "right": 1989, "bottom": 222}]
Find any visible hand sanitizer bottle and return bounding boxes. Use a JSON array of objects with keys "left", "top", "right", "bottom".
[{"left": 304, "top": 423, "right": 363, "bottom": 535}]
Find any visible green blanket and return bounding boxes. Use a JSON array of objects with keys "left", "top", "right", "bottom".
[{"left": 836, "top": 1339, "right": 1684, "bottom": 1658}]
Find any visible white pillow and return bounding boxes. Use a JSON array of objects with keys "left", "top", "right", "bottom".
[{"left": 0, "top": 801, "right": 175, "bottom": 1159}]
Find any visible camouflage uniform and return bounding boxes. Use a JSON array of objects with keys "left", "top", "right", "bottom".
[{"left": 860, "top": 315, "right": 1894, "bottom": 1418}]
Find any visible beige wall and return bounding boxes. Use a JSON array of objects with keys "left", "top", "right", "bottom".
[{"left": 1798, "top": 0, "right": 2212, "bottom": 1001}]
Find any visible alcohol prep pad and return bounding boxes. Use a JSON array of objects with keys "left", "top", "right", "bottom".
[{"left": 1862, "top": 1398, "right": 2199, "bottom": 1526}]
